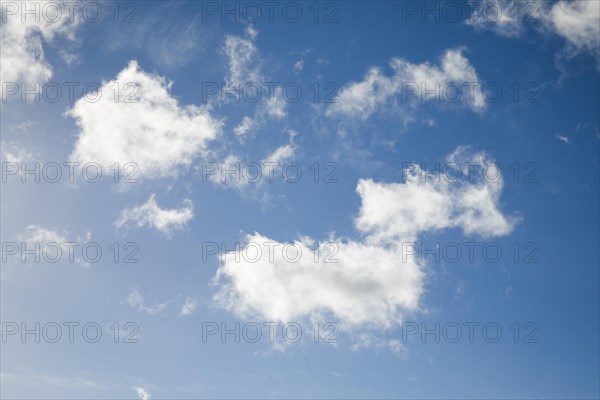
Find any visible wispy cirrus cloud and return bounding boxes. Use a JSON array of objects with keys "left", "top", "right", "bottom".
[
  {"left": 125, "top": 289, "right": 169, "bottom": 315},
  {"left": 179, "top": 296, "right": 198, "bottom": 317}
]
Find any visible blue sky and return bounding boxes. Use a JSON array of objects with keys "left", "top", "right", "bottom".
[{"left": 1, "top": 1, "right": 599, "bottom": 399}]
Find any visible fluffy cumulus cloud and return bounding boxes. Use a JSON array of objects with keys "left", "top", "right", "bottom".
[
  {"left": 0, "top": 0, "right": 81, "bottom": 98},
  {"left": 115, "top": 195, "right": 194, "bottom": 236},
  {"left": 356, "top": 147, "right": 517, "bottom": 243},
  {"left": 466, "top": 0, "right": 600, "bottom": 65},
  {"left": 213, "top": 233, "right": 424, "bottom": 330},
  {"left": 327, "top": 48, "right": 485, "bottom": 121},
  {"left": 68, "top": 60, "right": 221, "bottom": 179},
  {"left": 213, "top": 147, "right": 518, "bottom": 338}
]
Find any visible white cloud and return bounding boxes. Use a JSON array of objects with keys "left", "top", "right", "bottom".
[
  {"left": 233, "top": 88, "right": 287, "bottom": 137},
  {"left": 351, "top": 333, "right": 407, "bottom": 357},
  {"left": 125, "top": 289, "right": 197, "bottom": 317},
  {"left": 133, "top": 386, "right": 151, "bottom": 400},
  {"left": 223, "top": 26, "right": 261, "bottom": 87},
  {"left": 263, "top": 90, "right": 287, "bottom": 119},
  {"left": 263, "top": 130, "right": 296, "bottom": 165},
  {"left": 16, "top": 225, "right": 92, "bottom": 267},
  {"left": 245, "top": 25, "right": 258, "bottom": 40},
  {"left": 115, "top": 195, "right": 194, "bottom": 236},
  {"left": 18, "top": 225, "right": 68, "bottom": 245},
  {"left": 219, "top": 27, "right": 289, "bottom": 145},
  {"left": 68, "top": 60, "right": 222, "bottom": 179},
  {"left": 213, "top": 233, "right": 424, "bottom": 330},
  {"left": 8, "top": 120, "right": 34, "bottom": 133},
  {"left": 423, "top": 118, "right": 436, "bottom": 127},
  {"left": 126, "top": 289, "right": 168, "bottom": 315},
  {"left": 264, "top": 143, "right": 294, "bottom": 165},
  {"left": 232, "top": 95, "right": 287, "bottom": 139},
  {"left": 234, "top": 116, "right": 257, "bottom": 138},
  {"left": 546, "top": 1, "right": 600, "bottom": 63},
  {"left": 210, "top": 131, "right": 296, "bottom": 192},
  {"left": 356, "top": 147, "right": 517, "bottom": 243},
  {"left": 179, "top": 296, "right": 198, "bottom": 317},
  {"left": 213, "top": 147, "right": 517, "bottom": 340},
  {"left": 207, "top": 154, "right": 248, "bottom": 190},
  {"left": 327, "top": 48, "right": 485, "bottom": 121},
  {"left": 294, "top": 60, "right": 304, "bottom": 74},
  {"left": 222, "top": 27, "right": 287, "bottom": 126},
  {"left": 465, "top": 0, "right": 525, "bottom": 38},
  {"left": 106, "top": 4, "right": 206, "bottom": 70},
  {"left": 555, "top": 134, "right": 570, "bottom": 144},
  {"left": 59, "top": 49, "right": 80, "bottom": 66},
  {"left": 0, "top": 0, "right": 81, "bottom": 98},
  {"left": 0, "top": 141, "right": 34, "bottom": 163},
  {"left": 466, "top": 1, "right": 600, "bottom": 65}
]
